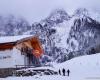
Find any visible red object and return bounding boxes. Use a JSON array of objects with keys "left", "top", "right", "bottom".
[
  {"left": 32, "top": 49, "right": 43, "bottom": 58},
  {"left": 31, "top": 37, "right": 43, "bottom": 58}
]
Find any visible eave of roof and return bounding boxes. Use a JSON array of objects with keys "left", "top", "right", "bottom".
[{"left": 0, "top": 35, "right": 33, "bottom": 44}]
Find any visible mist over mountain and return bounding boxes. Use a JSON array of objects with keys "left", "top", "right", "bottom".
[
  {"left": 0, "top": 8, "right": 100, "bottom": 64},
  {"left": 0, "top": 15, "right": 30, "bottom": 36}
]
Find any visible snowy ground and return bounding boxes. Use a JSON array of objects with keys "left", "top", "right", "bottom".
[{"left": 1, "top": 53, "right": 100, "bottom": 80}]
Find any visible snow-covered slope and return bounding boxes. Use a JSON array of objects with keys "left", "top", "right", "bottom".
[
  {"left": 3, "top": 53, "right": 100, "bottom": 80},
  {"left": 54, "top": 53, "right": 100, "bottom": 78}
]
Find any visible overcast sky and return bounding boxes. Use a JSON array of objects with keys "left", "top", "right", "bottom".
[{"left": 0, "top": 0, "right": 100, "bottom": 24}]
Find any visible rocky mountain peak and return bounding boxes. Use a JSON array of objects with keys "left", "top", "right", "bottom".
[
  {"left": 74, "top": 8, "right": 89, "bottom": 18},
  {"left": 47, "top": 9, "right": 70, "bottom": 23}
]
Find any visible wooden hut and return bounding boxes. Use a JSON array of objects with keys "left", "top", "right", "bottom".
[{"left": 0, "top": 35, "right": 43, "bottom": 68}]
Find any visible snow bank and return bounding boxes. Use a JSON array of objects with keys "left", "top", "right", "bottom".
[
  {"left": 54, "top": 53, "right": 100, "bottom": 78},
  {"left": 2, "top": 53, "right": 100, "bottom": 80}
]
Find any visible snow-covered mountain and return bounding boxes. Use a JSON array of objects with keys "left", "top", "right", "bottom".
[
  {"left": 0, "top": 8, "right": 100, "bottom": 64},
  {"left": 67, "top": 8, "right": 100, "bottom": 57},
  {"left": 0, "top": 15, "right": 30, "bottom": 36},
  {"left": 30, "top": 8, "right": 100, "bottom": 64}
]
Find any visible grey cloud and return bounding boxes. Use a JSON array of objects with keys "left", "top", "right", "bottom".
[{"left": 0, "top": 0, "right": 99, "bottom": 24}]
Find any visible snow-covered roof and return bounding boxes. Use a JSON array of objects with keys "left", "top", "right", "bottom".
[{"left": 0, "top": 35, "right": 34, "bottom": 43}]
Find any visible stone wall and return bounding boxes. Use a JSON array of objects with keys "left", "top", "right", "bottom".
[{"left": 0, "top": 68, "right": 16, "bottom": 78}]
